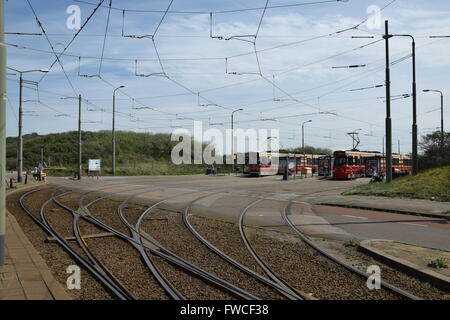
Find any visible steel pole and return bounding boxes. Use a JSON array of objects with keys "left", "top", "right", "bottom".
[
  {"left": 411, "top": 39, "right": 418, "bottom": 174},
  {"left": 78, "top": 95, "right": 82, "bottom": 180},
  {"left": 385, "top": 20, "right": 393, "bottom": 183},
  {"left": 441, "top": 93, "right": 444, "bottom": 149},
  {"left": 17, "top": 73, "right": 23, "bottom": 182},
  {"left": 112, "top": 92, "right": 116, "bottom": 175},
  {"left": 302, "top": 123, "right": 305, "bottom": 153},
  {"left": 231, "top": 112, "right": 234, "bottom": 174},
  {"left": 0, "top": 0, "right": 6, "bottom": 266}
]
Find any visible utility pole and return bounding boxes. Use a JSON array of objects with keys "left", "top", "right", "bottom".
[
  {"left": 40, "top": 147, "right": 43, "bottom": 164},
  {"left": 112, "top": 85, "right": 124, "bottom": 175},
  {"left": 7, "top": 67, "right": 47, "bottom": 183},
  {"left": 423, "top": 89, "right": 444, "bottom": 150},
  {"left": 231, "top": 108, "right": 243, "bottom": 174},
  {"left": 0, "top": 0, "right": 6, "bottom": 266},
  {"left": 441, "top": 93, "right": 444, "bottom": 149},
  {"left": 384, "top": 20, "right": 393, "bottom": 183},
  {"left": 301, "top": 120, "right": 312, "bottom": 154},
  {"left": 389, "top": 33, "right": 417, "bottom": 174},
  {"left": 412, "top": 38, "right": 418, "bottom": 174},
  {"left": 78, "top": 94, "right": 82, "bottom": 180},
  {"left": 18, "top": 73, "right": 22, "bottom": 182},
  {"left": 398, "top": 140, "right": 400, "bottom": 154}
]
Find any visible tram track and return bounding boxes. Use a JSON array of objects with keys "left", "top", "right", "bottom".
[
  {"left": 281, "top": 190, "right": 422, "bottom": 300},
  {"left": 10, "top": 181, "right": 435, "bottom": 300},
  {"left": 19, "top": 187, "right": 133, "bottom": 300},
  {"left": 74, "top": 182, "right": 308, "bottom": 300},
  {"left": 77, "top": 184, "right": 264, "bottom": 299}
]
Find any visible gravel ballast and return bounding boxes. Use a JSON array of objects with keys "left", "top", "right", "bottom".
[{"left": 7, "top": 185, "right": 448, "bottom": 300}]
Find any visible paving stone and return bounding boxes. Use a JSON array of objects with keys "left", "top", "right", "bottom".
[
  {"left": 0, "top": 212, "right": 72, "bottom": 300},
  {"left": 0, "top": 288, "right": 25, "bottom": 299}
]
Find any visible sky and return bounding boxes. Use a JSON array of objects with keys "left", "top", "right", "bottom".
[{"left": 5, "top": 0, "right": 450, "bottom": 155}]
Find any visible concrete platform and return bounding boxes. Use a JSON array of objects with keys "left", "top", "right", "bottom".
[
  {"left": 359, "top": 240, "right": 450, "bottom": 291},
  {"left": 1, "top": 188, "right": 71, "bottom": 300},
  {"left": 310, "top": 194, "right": 450, "bottom": 218}
]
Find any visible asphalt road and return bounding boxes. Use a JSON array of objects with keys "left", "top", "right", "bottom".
[{"left": 310, "top": 205, "right": 450, "bottom": 251}]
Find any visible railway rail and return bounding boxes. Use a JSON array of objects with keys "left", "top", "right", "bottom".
[{"left": 13, "top": 182, "right": 428, "bottom": 300}]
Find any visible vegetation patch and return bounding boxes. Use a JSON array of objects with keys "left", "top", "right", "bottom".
[
  {"left": 343, "top": 239, "right": 360, "bottom": 248},
  {"left": 427, "top": 258, "right": 448, "bottom": 269},
  {"left": 344, "top": 166, "right": 450, "bottom": 202}
]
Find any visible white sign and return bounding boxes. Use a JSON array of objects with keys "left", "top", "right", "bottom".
[{"left": 88, "top": 159, "right": 101, "bottom": 172}]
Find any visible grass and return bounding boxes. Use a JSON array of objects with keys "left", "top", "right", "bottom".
[
  {"left": 344, "top": 166, "right": 450, "bottom": 202},
  {"left": 427, "top": 258, "right": 448, "bottom": 269},
  {"left": 343, "top": 239, "right": 360, "bottom": 248},
  {"left": 39, "top": 161, "right": 210, "bottom": 177}
]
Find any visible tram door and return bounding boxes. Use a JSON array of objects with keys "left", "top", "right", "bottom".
[
  {"left": 318, "top": 156, "right": 332, "bottom": 177},
  {"left": 364, "top": 156, "right": 381, "bottom": 177}
]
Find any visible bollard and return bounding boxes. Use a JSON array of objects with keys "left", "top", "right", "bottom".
[
  {"left": 283, "top": 163, "right": 289, "bottom": 180},
  {"left": 24, "top": 173, "right": 28, "bottom": 184},
  {"left": 9, "top": 178, "right": 13, "bottom": 189}
]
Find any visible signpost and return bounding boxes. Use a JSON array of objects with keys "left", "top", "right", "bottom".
[{"left": 88, "top": 159, "right": 101, "bottom": 179}]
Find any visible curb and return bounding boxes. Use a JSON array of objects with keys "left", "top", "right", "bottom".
[
  {"left": 358, "top": 239, "right": 450, "bottom": 292},
  {"left": 318, "top": 202, "right": 449, "bottom": 220},
  {"left": 6, "top": 183, "right": 47, "bottom": 196}
]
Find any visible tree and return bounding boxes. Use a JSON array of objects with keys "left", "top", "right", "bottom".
[
  {"left": 281, "top": 145, "right": 332, "bottom": 156},
  {"left": 418, "top": 131, "right": 450, "bottom": 170}
]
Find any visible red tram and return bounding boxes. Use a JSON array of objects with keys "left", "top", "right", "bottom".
[{"left": 332, "top": 150, "right": 412, "bottom": 179}]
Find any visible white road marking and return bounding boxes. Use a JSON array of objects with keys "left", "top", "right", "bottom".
[
  {"left": 343, "top": 215, "right": 369, "bottom": 220},
  {"left": 401, "top": 222, "right": 428, "bottom": 228}
]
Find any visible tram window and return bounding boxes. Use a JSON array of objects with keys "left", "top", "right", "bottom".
[
  {"left": 347, "top": 156, "right": 353, "bottom": 165},
  {"left": 393, "top": 158, "right": 399, "bottom": 165},
  {"left": 334, "top": 157, "right": 346, "bottom": 166}
]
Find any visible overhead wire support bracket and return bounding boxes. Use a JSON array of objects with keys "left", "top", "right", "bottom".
[
  {"left": 78, "top": 57, "right": 99, "bottom": 78},
  {"left": 272, "top": 75, "right": 296, "bottom": 102},
  {"left": 224, "top": 55, "right": 262, "bottom": 76},
  {"left": 121, "top": 10, "right": 154, "bottom": 39},
  {"left": 134, "top": 60, "right": 167, "bottom": 78},
  {"left": 197, "top": 92, "right": 219, "bottom": 107},
  {"left": 349, "top": 84, "right": 384, "bottom": 92}
]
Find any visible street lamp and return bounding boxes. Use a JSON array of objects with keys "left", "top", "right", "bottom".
[
  {"left": 423, "top": 89, "right": 444, "bottom": 149},
  {"left": 7, "top": 67, "right": 48, "bottom": 182},
  {"left": 301, "top": 120, "right": 312, "bottom": 154},
  {"left": 390, "top": 34, "right": 418, "bottom": 175},
  {"left": 112, "top": 85, "right": 125, "bottom": 175},
  {"left": 231, "top": 108, "right": 243, "bottom": 174}
]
